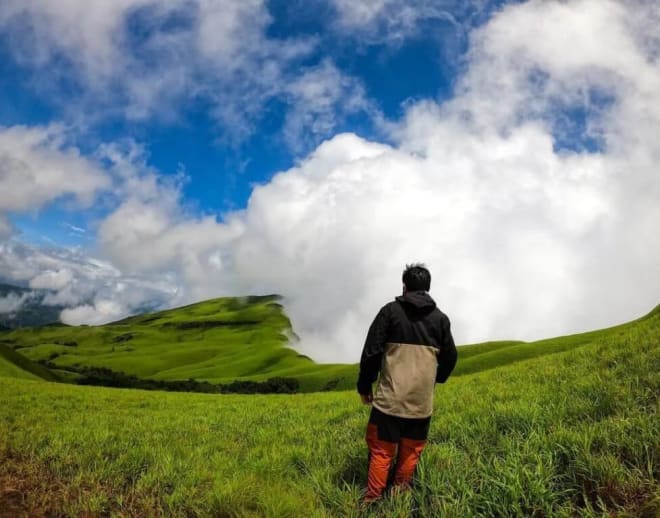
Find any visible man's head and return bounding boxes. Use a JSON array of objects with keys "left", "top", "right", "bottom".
[{"left": 402, "top": 263, "right": 431, "bottom": 293}]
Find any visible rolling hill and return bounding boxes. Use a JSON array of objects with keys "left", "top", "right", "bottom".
[
  {"left": 2, "top": 296, "right": 658, "bottom": 395},
  {"left": 0, "top": 295, "right": 357, "bottom": 392},
  {"left": 0, "top": 304, "right": 658, "bottom": 516}
]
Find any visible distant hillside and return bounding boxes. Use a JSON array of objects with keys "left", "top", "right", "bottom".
[
  {"left": 2, "top": 295, "right": 357, "bottom": 392},
  {"left": 0, "top": 283, "right": 64, "bottom": 329}
]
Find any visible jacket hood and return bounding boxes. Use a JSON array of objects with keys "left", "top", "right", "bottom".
[{"left": 395, "top": 291, "right": 436, "bottom": 313}]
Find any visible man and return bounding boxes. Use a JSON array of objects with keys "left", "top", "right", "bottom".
[{"left": 357, "top": 263, "right": 457, "bottom": 503}]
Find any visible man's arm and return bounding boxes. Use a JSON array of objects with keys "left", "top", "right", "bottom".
[
  {"left": 357, "top": 305, "right": 390, "bottom": 399},
  {"left": 436, "top": 315, "right": 457, "bottom": 383}
]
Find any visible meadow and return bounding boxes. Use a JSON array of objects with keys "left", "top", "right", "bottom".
[{"left": 1, "top": 305, "right": 658, "bottom": 516}]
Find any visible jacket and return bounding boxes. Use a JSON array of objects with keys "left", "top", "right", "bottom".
[{"left": 357, "top": 291, "right": 457, "bottom": 418}]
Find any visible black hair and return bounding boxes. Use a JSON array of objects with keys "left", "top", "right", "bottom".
[{"left": 402, "top": 263, "right": 431, "bottom": 292}]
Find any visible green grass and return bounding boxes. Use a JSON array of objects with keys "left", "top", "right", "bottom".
[{"left": 1, "top": 305, "right": 658, "bottom": 516}]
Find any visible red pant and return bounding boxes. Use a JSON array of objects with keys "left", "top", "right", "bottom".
[{"left": 364, "top": 408, "right": 429, "bottom": 501}]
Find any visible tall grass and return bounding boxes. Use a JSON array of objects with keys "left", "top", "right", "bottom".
[{"left": 1, "top": 307, "right": 658, "bottom": 516}]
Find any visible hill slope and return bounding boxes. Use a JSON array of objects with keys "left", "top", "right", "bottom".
[
  {"left": 2, "top": 295, "right": 356, "bottom": 392},
  {"left": 0, "top": 343, "right": 59, "bottom": 381},
  {"left": 0, "top": 305, "right": 658, "bottom": 516}
]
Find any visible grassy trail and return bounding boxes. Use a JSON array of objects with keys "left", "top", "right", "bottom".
[{"left": 1, "top": 307, "right": 658, "bottom": 516}]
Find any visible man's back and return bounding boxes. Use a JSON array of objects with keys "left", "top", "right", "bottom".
[{"left": 357, "top": 291, "right": 457, "bottom": 418}]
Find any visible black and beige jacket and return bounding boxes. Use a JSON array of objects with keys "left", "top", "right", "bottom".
[{"left": 357, "top": 291, "right": 457, "bottom": 419}]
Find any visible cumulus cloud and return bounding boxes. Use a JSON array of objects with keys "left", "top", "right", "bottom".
[
  {"left": 88, "top": 0, "right": 660, "bottom": 363},
  {"left": 0, "top": 130, "right": 190, "bottom": 325}
]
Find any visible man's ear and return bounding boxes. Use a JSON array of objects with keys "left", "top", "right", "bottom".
[{"left": 402, "top": 284, "right": 407, "bottom": 295}]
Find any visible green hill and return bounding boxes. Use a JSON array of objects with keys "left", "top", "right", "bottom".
[
  {"left": 0, "top": 305, "right": 658, "bottom": 516},
  {"left": 1, "top": 295, "right": 356, "bottom": 392}
]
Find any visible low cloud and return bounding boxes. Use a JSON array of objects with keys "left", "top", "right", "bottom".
[
  {"left": 0, "top": 292, "right": 32, "bottom": 314},
  {"left": 60, "top": 300, "right": 128, "bottom": 326},
  {"left": 0, "top": 240, "right": 178, "bottom": 325},
  {"left": 29, "top": 268, "right": 74, "bottom": 291}
]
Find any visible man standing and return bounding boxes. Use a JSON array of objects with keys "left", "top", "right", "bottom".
[{"left": 357, "top": 263, "right": 457, "bottom": 503}]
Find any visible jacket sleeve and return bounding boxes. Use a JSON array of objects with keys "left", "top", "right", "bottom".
[
  {"left": 436, "top": 315, "right": 457, "bottom": 383},
  {"left": 357, "top": 305, "right": 390, "bottom": 394}
]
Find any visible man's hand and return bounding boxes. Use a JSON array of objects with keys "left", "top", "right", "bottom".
[{"left": 360, "top": 392, "right": 373, "bottom": 405}]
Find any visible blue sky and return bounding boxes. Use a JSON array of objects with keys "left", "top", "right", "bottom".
[
  {"left": 0, "top": 0, "right": 658, "bottom": 362},
  {"left": 0, "top": 0, "right": 497, "bottom": 243}
]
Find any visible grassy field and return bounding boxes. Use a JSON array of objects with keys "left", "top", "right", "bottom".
[{"left": 1, "top": 305, "right": 658, "bottom": 516}]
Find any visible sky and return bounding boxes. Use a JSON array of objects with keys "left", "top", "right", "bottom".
[{"left": 0, "top": 0, "right": 658, "bottom": 362}]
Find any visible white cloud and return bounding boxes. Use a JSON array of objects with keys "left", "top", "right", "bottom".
[
  {"left": 0, "top": 240, "right": 178, "bottom": 324},
  {"left": 0, "top": 0, "right": 367, "bottom": 150},
  {"left": 29, "top": 268, "right": 74, "bottom": 291},
  {"left": 0, "top": 125, "right": 110, "bottom": 230},
  {"left": 282, "top": 60, "right": 375, "bottom": 153},
  {"left": 329, "top": 0, "right": 490, "bottom": 50},
  {"left": 0, "top": 292, "right": 32, "bottom": 314},
  {"left": 60, "top": 300, "right": 127, "bottom": 326},
  {"left": 331, "top": 0, "right": 454, "bottom": 39}
]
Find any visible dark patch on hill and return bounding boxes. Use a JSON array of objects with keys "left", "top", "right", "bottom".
[
  {"left": 321, "top": 378, "right": 344, "bottom": 391},
  {"left": 53, "top": 340, "right": 78, "bottom": 347},
  {"left": 161, "top": 320, "right": 261, "bottom": 330},
  {"left": 59, "top": 364, "right": 300, "bottom": 394},
  {"left": 0, "top": 344, "right": 59, "bottom": 382},
  {"left": 112, "top": 333, "right": 133, "bottom": 343}
]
